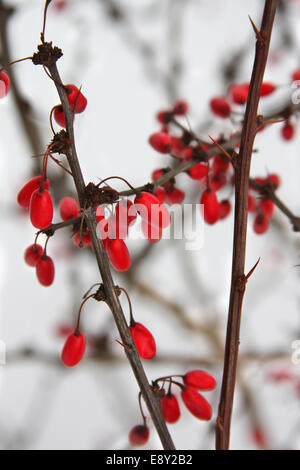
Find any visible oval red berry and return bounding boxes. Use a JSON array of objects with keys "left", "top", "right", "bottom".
[
  {"left": 183, "top": 370, "right": 216, "bottom": 391},
  {"left": 17, "top": 176, "right": 50, "bottom": 208},
  {"left": 107, "top": 239, "right": 131, "bottom": 271},
  {"left": 61, "top": 332, "right": 86, "bottom": 367},
  {"left": 24, "top": 244, "right": 43, "bottom": 267},
  {"left": 30, "top": 189, "right": 53, "bottom": 229},
  {"left": 36, "top": 255, "right": 55, "bottom": 286},
  {"left": 129, "top": 425, "right": 150, "bottom": 446},
  {"left": 129, "top": 322, "right": 156, "bottom": 360},
  {"left": 161, "top": 393, "right": 181, "bottom": 423},
  {"left": 59, "top": 197, "right": 79, "bottom": 220},
  {"left": 181, "top": 387, "right": 212, "bottom": 420},
  {"left": 200, "top": 190, "right": 219, "bottom": 225}
]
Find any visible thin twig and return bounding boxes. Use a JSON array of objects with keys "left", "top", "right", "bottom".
[{"left": 216, "top": 0, "right": 278, "bottom": 451}]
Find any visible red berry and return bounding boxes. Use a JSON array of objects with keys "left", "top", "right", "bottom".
[
  {"left": 129, "top": 425, "right": 150, "bottom": 446},
  {"left": 266, "top": 173, "right": 280, "bottom": 189},
  {"left": 154, "top": 187, "right": 166, "bottom": 203},
  {"left": 248, "top": 194, "right": 257, "bottom": 213},
  {"left": 261, "top": 198, "right": 275, "bottom": 218},
  {"left": 210, "top": 96, "right": 231, "bottom": 118},
  {"left": 170, "top": 135, "right": 186, "bottom": 155},
  {"left": 253, "top": 214, "right": 269, "bottom": 234},
  {"left": 65, "top": 84, "right": 87, "bottom": 113},
  {"left": 252, "top": 177, "right": 265, "bottom": 187},
  {"left": 30, "top": 188, "right": 53, "bottom": 229},
  {"left": 36, "top": 254, "right": 55, "bottom": 286},
  {"left": 107, "top": 238, "right": 131, "bottom": 271},
  {"left": 200, "top": 190, "right": 219, "bottom": 225},
  {"left": 165, "top": 187, "right": 185, "bottom": 205},
  {"left": 229, "top": 83, "right": 248, "bottom": 105},
  {"left": 183, "top": 370, "right": 216, "bottom": 391},
  {"left": 292, "top": 68, "right": 300, "bottom": 82},
  {"left": 219, "top": 199, "right": 231, "bottom": 220},
  {"left": 59, "top": 197, "right": 79, "bottom": 220},
  {"left": 97, "top": 215, "right": 112, "bottom": 243},
  {"left": 0, "top": 71, "right": 10, "bottom": 98},
  {"left": 129, "top": 322, "right": 156, "bottom": 360},
  {"left": 161, "top": 393, "right": 181, "bottom": 423},
  {"left": 54, "top": 0, "right": 68, "bottom": 10},
  {"left": 24, "top": 244, "right": 43, "bottom": 267},
  {"left": 141, "top": 220, "right": 162, "bottom": 242},
  {"left": 209, "top": 172, "right": 227, "bottom": 192},
  {"left": 96, "top": 205, "right": 105, "bottom": 223},
  {"left": 134, "top": 192, "right": 170, "bottom": 229},
  {"left": 61, "top": 331, "right": 85, "bottom": 367},
  {"left": 148, "top": 132, "right": 171, "bottom": 153},
  {"left": 72, "top": 230, "right": 91, "bottom": 248},
  {"left": 115, "top": 200, "right": 137, "bottom": 230},
  {"left": 260, "top": 82, "right": 276, "bottom": 97},
  {"left": 251, "top": 427, "right": 267, "bottom": 448},
  {"left": 212, "top": 155, "right": 230, "bottom": 173},
  {"left": 181, "top": 387, "right": 212, "bottom": 420},
  {"left": 281, "top": 123, "right": 295, "bottom": 141},
  {"left": 17, "top": 176, "right": 50, "bottom": 208},
  {"left": 151, "top": 168, "right": 164, "bottom": 181},
  {"left": 187, "top": 162, "right": 208, "bottom": 180},
  {"left": 173, "top": 100, "right": 188, "bottom": 115},
  {"left": 53, "top": 105, "right": 67, "bottom": 127},
  {"left": 156, "top": 110, "right": 171, "bottom": 124}
]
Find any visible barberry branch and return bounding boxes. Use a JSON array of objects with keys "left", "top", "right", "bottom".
[
  {"left": 44, "top": 61, "right": 175, "bottom": 450},
  {"left": 215, "top": 0, "right": 278, "bottom": 450}
]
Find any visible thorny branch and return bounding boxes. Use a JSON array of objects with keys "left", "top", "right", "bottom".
[{"left": 216, "top": 0, "right": 278, "bottom": 451}]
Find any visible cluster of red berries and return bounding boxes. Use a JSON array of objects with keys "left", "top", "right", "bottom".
[
  {"left": 129, "top": 369, "right": 216, "bottom": 447},
  {"left": 149, "top": 101, "right": 233, "bottom": 225},
  {"left": 19, "top": 175, "right": 172, "bottom": 284},
  {"left": 53, "top": 84, "right": 87, "bottom": 128},
  {"left": 148, "top": 96, "right": 288, "bottom": 233},
  {"left": 0, "top": 71, "right": 10, "bottom": 99},
  {"left": 249, "top": 174, "right": 280, "bottom": 234},
  {"left": 209, "top": 81, "right": 276, "bottom": 119},
  {"left": 60, "top": 285, "right": 156, "bottom": 368},
  {"left": 18, "top": 175, "right": 55, "bottom": 286},
  {"left": 96, "top": 190, "right": 171, "bottom": 266},
  {"left": 210, "top": 73, "right": 300, "bottom": 142}
]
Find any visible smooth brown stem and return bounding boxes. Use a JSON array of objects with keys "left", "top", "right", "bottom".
[
  {"left": 216, "top": 0, "right": 278, "bottom": 451},
  {"left": 47, "top": 62, "right": 175, "bottom": 450}
]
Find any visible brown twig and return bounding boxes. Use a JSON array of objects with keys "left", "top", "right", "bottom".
[{"left": 215, "top": 0, "right": 278, "bottom": 450}]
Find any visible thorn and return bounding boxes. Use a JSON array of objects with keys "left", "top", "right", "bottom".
[
  {"left": 115, "top": 339, "right": 132, "bottom": 352},
  {"left": 248, "top": 15, "right": 265, "bottom": 44},
  {"left": 209, "top": 136, "right": 233, "bottom": 162},
  {"left": 216, "top": 416, "right": 224, "bottom": 432},
  {"left": 261, "top": 118, "right": 286, "bottom": 127},
  {"left": 246, "top": 257, "right": 261, "bottom": 280}
]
